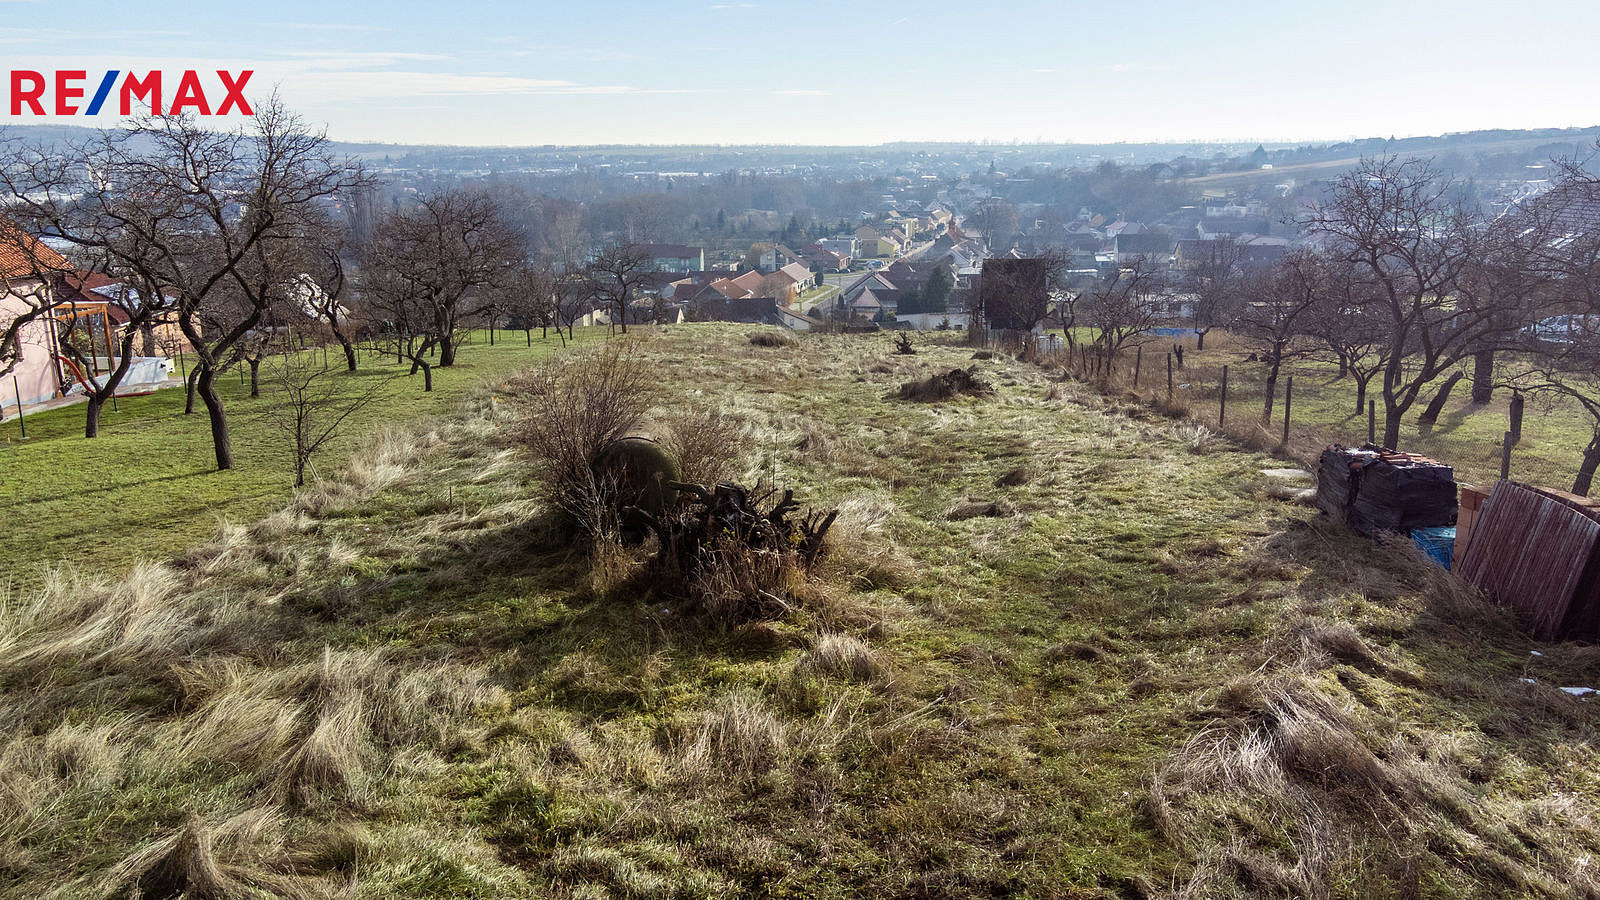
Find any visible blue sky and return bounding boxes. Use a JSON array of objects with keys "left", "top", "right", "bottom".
[{"left": 2, "top": 0, "right": 1596, "bottom": 146}]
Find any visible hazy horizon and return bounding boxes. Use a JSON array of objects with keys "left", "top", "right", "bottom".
[{"left": 0, "top": 1, "right": 1595, "bottom": 147}]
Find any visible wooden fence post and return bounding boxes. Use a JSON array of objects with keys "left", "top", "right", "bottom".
[
  {"left": 1166, "top": 353, "right": 1173, "bottom": 399},
  {"left": 1220, "top": 365, "right": 1229, "bottom": 427},
  {"left": 1133, "top": 345, "right": 1142, "bottom": 388},
  {"left": 11, "top": 375, "right": 24, "bottom": 438},
  {"left": 1283, "top": 376, "right": 1293, "bottom": 446},
  {"left": 1368, "top": 400, "right": 1376, "bottom": 445},
  {"left": 1501, "top": 430, "right": 1515, "bottom": 481},
  {"left": 1510, "top": 390, "right": 1525, "bottom": 442}
]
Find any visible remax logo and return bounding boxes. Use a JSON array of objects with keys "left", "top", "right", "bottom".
[{"left": 7, "top": 70, "right": 254, "bottom": 116}]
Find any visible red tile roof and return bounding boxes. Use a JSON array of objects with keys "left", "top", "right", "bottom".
[{"left": 0, "top": 220, "right": 69, "bottom": 281}]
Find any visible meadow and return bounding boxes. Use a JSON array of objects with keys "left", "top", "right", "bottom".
[{"left": 1, "top": 325, "right": 1596, "bottom": 898}]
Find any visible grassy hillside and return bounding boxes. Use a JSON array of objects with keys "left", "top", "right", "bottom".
[
  {"left": 0, "top": 329, "right": 601, "bottom": 584},
  {"left": 2, "top": 326, "right": 1597, "bottom": 898}
]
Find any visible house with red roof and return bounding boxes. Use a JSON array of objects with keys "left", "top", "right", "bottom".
[{"left": 0, "top": 223, "right": 71, "bottom": 409}]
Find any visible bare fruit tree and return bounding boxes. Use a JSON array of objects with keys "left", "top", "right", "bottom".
[
  {"left": 1230, "top": 250, "right": 1322, "bottom": 423},
  {"left": 361, "top": 188, "right": 523, "bottom": 367},
  {"left": 2, "top": 100, "right": 367, "bottom": 466},
  {"left": 1179, "top": 236, "right": 1247, "bottom": 351},
  {"left": 1081, "top": 253, "right": 1168, "bottom": 364},
  {"left": 1301, "top": 156, "right": 1536, "bottom": 448},
  {"left": 585, "top": 242, "right": 654, "bottom": 334},
  {"left": 262, "top": 349, "right": 391, "bottom": 487}
]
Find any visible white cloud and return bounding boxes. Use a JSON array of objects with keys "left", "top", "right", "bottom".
[{"left": 773, "top": 89, "right": 827, "bottom": 96}]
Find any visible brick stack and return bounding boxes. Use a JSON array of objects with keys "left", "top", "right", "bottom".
[{"left": 1316, "top": 444, "right": 1458, "bottom": 539}]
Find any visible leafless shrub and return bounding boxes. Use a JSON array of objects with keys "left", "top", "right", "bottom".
[
  {"left": 661, "top": 407, "right": 751, "bottom": 490},
  {"left": 507, "top": 343, "right": 653, "bottom": 540}
]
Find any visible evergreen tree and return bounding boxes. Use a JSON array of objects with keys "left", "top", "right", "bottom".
[
  {"left": 922, "top": 265, "right": 952, "bottom": 313},
  {"left": 898, "top": 285, "right": 924, "bottom": 315}
]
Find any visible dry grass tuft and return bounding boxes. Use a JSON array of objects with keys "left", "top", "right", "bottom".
[
  {"left": 820, "top": 492, "right": 918, "bottom": 591},
  {"left": 799, "top": 632, "right": 882, "bottom": 681},
  {"left": 678, "top": 690, "right": 786, "bottom": 782},
  {"left": 747, "top": 328, "right": 796, "bottom": 347}
]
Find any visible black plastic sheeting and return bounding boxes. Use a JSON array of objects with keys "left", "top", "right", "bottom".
[{"left": 1317, "top": 444, "right": 1457, "bottom": 538}]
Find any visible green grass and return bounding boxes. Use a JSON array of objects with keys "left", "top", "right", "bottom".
[
  {"left": 4, "top": 325, "right": 1599, "bottom": 897},
  {"left": 0, "top": 328, "right": 602, "bottom": 584},
  {"left": 1059, "top": 329, "right": 1596, "bottom": 491}
]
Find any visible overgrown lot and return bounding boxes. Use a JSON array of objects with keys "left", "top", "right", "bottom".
[{"left": 2, "top": 326, "right": 1597, "bottom": 898}]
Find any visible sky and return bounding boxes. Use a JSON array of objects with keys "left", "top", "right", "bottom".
[{"left": 1, "top": 0, "right": 1596, "bottom": 147}]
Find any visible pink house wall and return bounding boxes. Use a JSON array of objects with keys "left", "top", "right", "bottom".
[{"left": 1, "top": 283, "right": 62, "bottom": 409}]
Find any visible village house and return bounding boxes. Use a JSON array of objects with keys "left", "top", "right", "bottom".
[
  {"left": 0, "top": 228, "right": 71, "bottom": 408},
  {"left": 636, "top": 243, "right": 706, "bottom": 273}
]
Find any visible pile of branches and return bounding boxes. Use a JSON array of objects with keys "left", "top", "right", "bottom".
[
  {"left": 899, "top": 366, "right": 992, "bottom": 402},
  {"left": 893, "top": 333, "right": 916, "bottom": 354},
  {"left": 641, "top": 481, "right": 838, "bottom": 621}
]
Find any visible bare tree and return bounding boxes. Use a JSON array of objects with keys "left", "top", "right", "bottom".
[
  {"left": 361, "top": 188, "right": 522, "bottom": 366},
  {"left": 261, "top": 349, "right": 390, "bottom": 487},
  {"left": 585, "top": 242, "right": 653, "bottom": 334},
  {"left": 1180, "top": 236, "right": 1246, "bottom": 351},
  {"left": 1300, "top": 255, "right": 1394, "bottom": 415},
  {"left": 1, "top": 100, "right": 368, "bottom": 467},
  {"left": 1301, "top": 156, "right": 1532, "bottom": 448},
  {"left": 1502, "top": 153, "right": 1600, "bottom": 493},
  {"left": 1081, "top": 254, "right": 1168, "bottom": 364},
  {"left": 497, "top": 260, "right": 559, "bottom": 346},
  {"left": 298, "top": 222, "right": 360, "bottom": 371},
  {"left": 1231, "top": 250, "right": 1322, "bottom": 423}
]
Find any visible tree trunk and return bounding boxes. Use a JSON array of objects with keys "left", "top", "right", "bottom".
[
  {"left": 618, "top": 301, "right": 628, "bottom": 334},
  {"left": 1471, "top": 349, "right": 1494, "bottom": 404},
  {"left": 1262, "top": 365, "right": 1280, "bottom": 424},
  {"left": 1195, "top": 329, "right": 1207, "bottom": 351},
  {"left": 1354, "top": 374, "right": 1371, "bottom": 415},
  {"left": 438, "top": 332, "right": 456, "bottom": 366},
  {"left": 1418, "top": 371, "right": 1463, "bottom": 426},
  {"left": 1382, "top": 402, "right": 1402, "bottom": 450},
  {"left": 487, "top": 320, "right": 495, "bottom": 346},
  {"left": 1335, "top": 350, "right": 1349, "bottom": 379},
  {"left": 140, "top": 323, "right": 157, "bottom": 357},
  {"left": 85, "top": 396, "right": 103, "bottom": 438},
  {"left": 248, "top": 358, "right": 261, "bottom": 398},
  {"left": 419, "top": 361, "right": 433, "bottom": 392},
  {"left": 339, "top": 337, "right": 357, "bottom": 372},
  {"left": 196, "top": 367, "right": 234, "bottom": 470},
  {"left": 185, "top": 367, "right": 200, "bottom": 414},
  {"left": 1574, "top": 432, "right": 1600, "bottom": 497}
]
